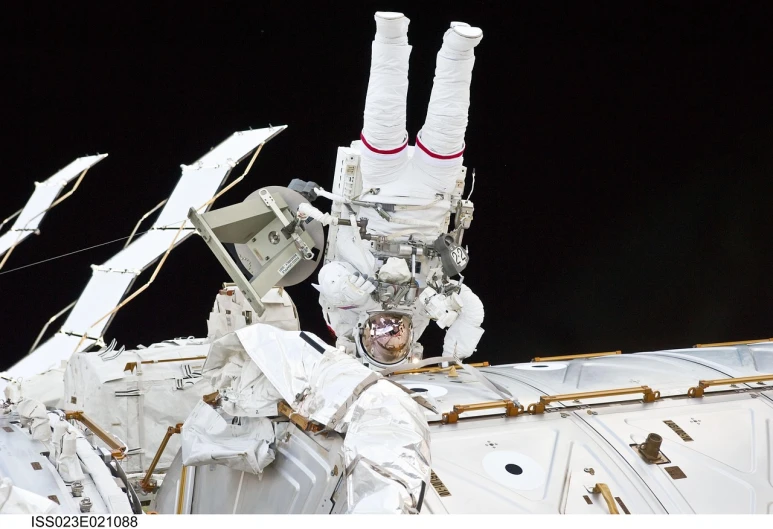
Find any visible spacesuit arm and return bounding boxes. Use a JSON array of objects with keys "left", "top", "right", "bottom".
[
  {"left": 316, "top": 261, "right": 375, "bottom": 308},
  {"left": 442, "top": 283, "right": 484, "bottom": 360},
  {"left": 315, "top": 221, "right": 377, "bottom": 308}
]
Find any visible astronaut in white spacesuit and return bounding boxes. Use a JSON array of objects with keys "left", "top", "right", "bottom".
[{"left": 303, "top": 12, "right": 485, "bottom": 368}]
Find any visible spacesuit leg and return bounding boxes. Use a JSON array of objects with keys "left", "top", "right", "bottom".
[
  {"left": 360, "top": 12, "right": 412, "bottom": 187},
  {"left": 414, "top": 24, "right": 483, "bottom": 194}
]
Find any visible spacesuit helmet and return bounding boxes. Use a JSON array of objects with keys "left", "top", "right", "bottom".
[{"left": 357, "top": 311, "right": 413, "bottom": 367}]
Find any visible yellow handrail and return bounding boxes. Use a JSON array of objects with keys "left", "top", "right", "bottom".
[
  {"left": 389, "top": 361, "right": 489, "bottom": 376},
  {"left": 442, "top": 400, "right": 522, "bottom": 424},
  {"left": 140, "top": 423, "right": 183, "bottom": 492},
  {"left": 277, "top": 401, "right": 324, "bottom": 433},
  {"left": 65, "top": 410, "right": 126, "bottom": 460},
  {"left": 527, "top": 386, "right": 659, "bottom": 414},
  {"left": 590, "top": 483, "right": 619, "bottom": 514},
  {"left": 532, "top": 351, "right": 621, "bottom": 362},
  {"left": 694, "top": 338, "right": 773, "bottom": 348},
  {"left": 687, "top": 374, "right": 773, "bottom": 397},
  {"left": 123, "top": 355, "right": 207, "bottom": 374}
]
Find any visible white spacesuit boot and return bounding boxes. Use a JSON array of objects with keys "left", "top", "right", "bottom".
[{"left": 374, "top": 11, "right": 409, "bottom": 44}]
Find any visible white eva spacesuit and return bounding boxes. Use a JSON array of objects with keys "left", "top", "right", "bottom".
[{"left": 307, "top": 12, "right": 485, "bottom": 366}]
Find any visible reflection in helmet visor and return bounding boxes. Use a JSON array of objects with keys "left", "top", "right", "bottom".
[{"left": 362, "top": 312, "right": 413, "bottom": 365}]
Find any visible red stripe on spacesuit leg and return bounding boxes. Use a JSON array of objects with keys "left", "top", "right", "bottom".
[
  {"left": 360, "top": 132, "right": 409, "bottom": 155},
  {"left": 415, "top": 133, "right": 465, "bottom": 160}
]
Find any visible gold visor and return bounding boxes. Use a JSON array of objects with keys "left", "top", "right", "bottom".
[{"left": 361, "top": 312, "right": 413, "bottom": 365}]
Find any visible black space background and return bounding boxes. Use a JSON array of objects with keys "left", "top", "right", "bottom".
[{"left": 3, "top": 2, "right": 773, "bottom": 371}]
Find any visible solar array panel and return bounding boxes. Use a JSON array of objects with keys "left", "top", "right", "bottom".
[
  {"left": 9, "top": 126, "right": 286, "bottom": 379},
  {"left": 0, "top": 154, "right": 108, "bottom": 258}
]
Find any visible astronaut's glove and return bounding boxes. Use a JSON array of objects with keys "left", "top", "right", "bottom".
[
  {"left": 336, "top": 336, "right": 357, "bottom": 357},
  {"left": 408, "top": 342, "right": 424, "bottom": 363},
  {"left": 341, "top": 272, "right": 376, "bottom": 305},
  {"left": 2, "top": 378, "right": 21, "bottom": 405},
  {"left": 419, "top": 286, "right": 463, "bottom": 329},
  {"left": 443, "top": 318, "right": 484, "bottom": 360}
]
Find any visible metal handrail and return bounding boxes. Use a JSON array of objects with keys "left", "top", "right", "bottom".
[
  {"left": 687, "top": 374, "right": 773, "bottom": 397},
  {"left": 65, "top": 410, "right": 126, "bottom": 460},
  {"left": 527, "top": 386, "right": 660, "bottom": 414},
  {"left": 588, "top": 483, "right": 619, "bottom": 514},
  {"left": 140, "top": 423, "right": 183, "bottom": 492},
  {"left": 532, "top": 350, "right": 621, "bottom": 362},
  {"left": 388, "top": 361, "right": 489, "bottom": 377},
  {"left": 277, "top": 401, "right": 324, "bottom": 433},
  {"left": 694, "top": 338, "right": 773, "bottom": 348},
  {"left": 441, "top": 399, "right": 522, "bottom": 424},
  {"left": 123, "top": 356, "right": 207, "bottom": 374}
]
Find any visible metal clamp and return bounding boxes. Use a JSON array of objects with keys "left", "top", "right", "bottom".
[
  {"left": 526, "top": 386, "right": 660, "bottom": 414},
  {"left": 441, "top": 400, "right": 523, "bottom": 424},
  {"left": 687, "top": 374, "right": 773, "bottom": 397},
  {"left": 259, "top": 188, "right": 313, "bottom": 260}
]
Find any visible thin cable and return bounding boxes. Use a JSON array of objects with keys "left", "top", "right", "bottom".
[
  {"left": 467, "top": 168, "right": 476, "bottom": 200},
  {"left": 0, "top": 217, "right": 196, "bottom": 278},
  {"left": 0, "top": 229, "right": 153, "bottom": 276}
]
